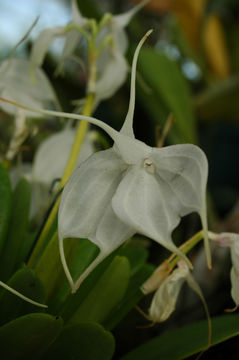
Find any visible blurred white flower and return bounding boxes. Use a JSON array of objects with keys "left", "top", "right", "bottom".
[
  {"left": 209, "top": 231, "right": 239, "bottom": 307},
  {"left": 148, "top": 261, "right": 189, "bottom": 322},
  {"left": 143, "top": 261, "right": 208, "bottom": 324},
  {"left": 32, "top": 128, "right": 94, "bottom": 186},
  {"left": 10, "top": 128, "right": 94, "bottom": 219},
  {"left": 0, "top": 58, "right": 58, "bottom": 117},
  {"left": 30, "top": 0, "right": 150, "bottom": 103}
]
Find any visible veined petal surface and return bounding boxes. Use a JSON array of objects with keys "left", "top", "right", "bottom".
[
  {"left": 58, "top": 148, "right": 126, "bottom": 243},
  {"left": 0, "top": 58, "right": 57, "bottom": 116},
  {"left": 151, "top": 144, "right": 208, "bottom": 212},
  {"left": 112, "top": 164, "right": 184, "bottom": 257},
  {"left": 30, "top": 27, "right": 64, "bottom": 71}
]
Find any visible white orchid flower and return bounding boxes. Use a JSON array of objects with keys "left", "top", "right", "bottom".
[
  {"left": 0, "top": 58, "right": 58, "bottom": 117},
  {"left": 32, "top": 128, "right": 94, "bottom": 187},
  {"left": 57, "top": 31, "right": 210, "bottom": 293},
  {"left": 0, "top": 31, "right": 210, "bottom": 293},
  {"left": 148, "top": 261, "right": 189, "bottom": 322},
  {"left": 209, "top": 231, "right": 239, "bottom": 308},
  {"left": 10, "top": 128, "right": 94, "bottom": 219},
  {"left": 30, "top": 0, "right": 150, "bottom": 103},
  {"left": 146, "top": 261, "right": 210, "bottom": 327}
]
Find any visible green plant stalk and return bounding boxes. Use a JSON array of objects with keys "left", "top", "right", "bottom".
[
  {"left": 27, "top": 93, "right": 95, "bottom": 268},
  {"left": 169, "top": 230, "right": 204, "bottom": 270}
]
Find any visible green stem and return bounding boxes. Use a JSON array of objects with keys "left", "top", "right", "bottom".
[
  {"left": 64, "top": 24, "right": 91, "bottom": 43},
  {"left": 169, "top": 230, "right": 204, "bottom": 270},
  {"left": 27, "top": 93, "right": 95, "bottom": 268}
]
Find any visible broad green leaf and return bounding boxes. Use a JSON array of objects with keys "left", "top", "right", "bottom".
[
  {"left": 35, "top": 233, "right": 98, "bottom": 305},
  {"left": 118, "top": 243, "right": 148, "bottom": 276},
  {"left": 68, "top": 256, "right": 130, "bottom": 324},
  {"left": 195, "top": 76, "right": 239, "bottom": 123},
  {"left": 137, "top": 46, "right": 197, "bottom": 144},
  {"left": 60, "top": 250, "right": 119, "bottom": 322},
  {"left": 104, "top": 263, "right": 155, "bottom": 330},
  {"left": 0, "top": 164, "right": 12, "bottom": 254},
  {"left": 43, "top": 322, "right": 115, "bottom": 360},
  {"left": 15, "top": 230, "right": 37, "bottom": 268},
  {"left": 59, "top": 243, "right": 147, "bottom": 322},
  {"left": 0, "top": 268, "right": 46, "bottom": 326},
  {"left": 0, "top": 178, "right": 30, "bottom": 280},
  {"left": 0, "top": 313, "right": 63, "bottom": 360},
  {"left": 49, "top": 237, "right": 99, "bottom": 312},
  {"left": 121, "top": 313, "right": 239, "bottom": 360}
]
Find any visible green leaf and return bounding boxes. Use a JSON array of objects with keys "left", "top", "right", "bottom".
[
  {"left": 121, "top": 313, "right": 239, "bottom": 360},
  {"left": 0, "top": 178, "right": 30, "bottom": 280},
  {"left": 68, "top": 256, "right": 130, "bottom": 324},
  {"left": 0, "top": 164, "right": 12, "bottom": 254},
  {"left": 35, "top": 233, "right": 98, "bottom": 305},
  {"left": 195, "top": 76, "right": 239, "bottom": 123},
  {"left": 137, "top": 46, "right": 197, "bottom": 144},
  {"left": 118, "top": 243, "right": 149, "bottom": 276},
  {"left": 16, "top": 230, "right": 38, "bottom": 268},
  {"left": 43, "top": 322, "right": 115, "bottom": 360},
  {"left": 0, "top": 313, "right": 63, "bottom": 360},
  {"left": 0, "top": 268, "right": 46, "bottom": 325},
  {"left": 104, "top": 263, "right": 155, "bottom": 330}
]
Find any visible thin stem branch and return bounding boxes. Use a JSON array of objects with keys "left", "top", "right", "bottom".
[{"left": 27, "top": 93, "right": 95, "bottom": 267}]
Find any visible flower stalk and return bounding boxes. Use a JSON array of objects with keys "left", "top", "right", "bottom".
[{"left": 27, "top": 92, "right": 95, "bottom": 267}]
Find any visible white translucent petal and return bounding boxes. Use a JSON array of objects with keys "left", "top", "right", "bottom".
[
  {"left": 151, "top": 144, "right": 210, "bottom": 266},
  {"left": 151, "top": 144, "right": 208, "bottom": 214},
  {"left": 58, "top": 148, "right": 125, "bottom": 242},
  {"left": 58, "top": 148, "right": 133, "bottom": 291},
  {"left": 0, "top": 58, "right": 58, "bottom": 116},
  {"left": 112, "top": 164, "right": 190, "bottom": 262},
  {"left": 120, "top": 30, "right": 152, "bottom": 138},
  {"left": 231, "top": 238, "right": 239, "bottom": 274},
  {"left": 230, "top": 239, "right": 239, "bottom": 305},
  {"left": 110, "top": 0, "right": 149, "bottom": 55},
  {"left": 30, "top": 27, "right": 64, "bottom": 71},
  {"left": 71, "top": 0, "right": 87, "bottom": 24},
  {"left": 231, "top": 268, "right": 239, "bottom": 306},
  {"left": 149, "top": 263, "right": 188, "bottom": 322},
  {"left": 95, "top": 53, "right": 128, "bottom": 103},
  {"left": 57, "top": 29, "right": 81, "bottom": 73},
  {"left": 32, "top": 129, "right": 93, "bottom": 185},
  {"left": 72, "top": 204, "right": 134, "bottom": 292},
  {"left": 114, "top": 0, "right": 150, "bottom": 29}
]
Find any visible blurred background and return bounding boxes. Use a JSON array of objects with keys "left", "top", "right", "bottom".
[{"left": 1, "top": 0, "right": 239, "bottom": 358}]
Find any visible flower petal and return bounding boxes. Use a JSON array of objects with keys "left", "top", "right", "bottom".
[
  {"left": 72, "top": 203, "right": 134, "bottom": 292},
  {"left": 120, "top": 30, "right": 153, "bottom": 138},
  {"left": 149, "top": 262, "right": 188, "bottom": 322},
  {"left": 32, "top": 129, "right": 93, "bottom": 186},
  {"left": 114, "top": 0, "right": 150, "bottom": 29},
  {"left": 151, "top": 143, "right": 210, "bottom": 266},
  {"left": 71, "top": 0, "right": 86, "bottom": 24},
  {"left": 30, "top": 26, "right": 64, "bottom": 73},
  {"left": 58, "top": 148, "right": 134, "bottom": 291},
  {"left": 95, "top": 53, "right": 128, "bottom": 103},
  {"left": 230, "top": 239, "right": 239, "bottom": 306},
  {"left": 112, "top": 164, "right": 190, "bottom": 262},
  {"left": 58, "top": 148, "right": 125, "bottom": 241},
  {"left": 0, "top": 58, "right": 58, "bottom": 116}
]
